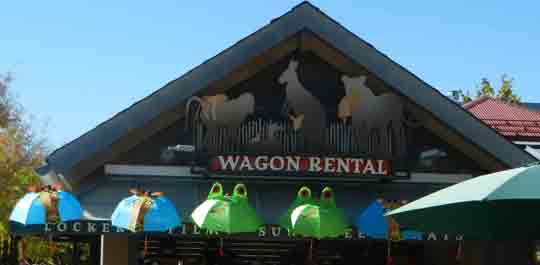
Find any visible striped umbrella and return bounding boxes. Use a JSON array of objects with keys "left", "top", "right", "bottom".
[
  {"left": 111, "top": 188, "right": 181, "bottom": 232},
  {"left": 9, "top": 184, "right": 82, "bottom": 225}
]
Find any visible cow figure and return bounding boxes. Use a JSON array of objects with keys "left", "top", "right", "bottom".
[{"left": 185, "top": 93, "right": 255, "bottom": 153}]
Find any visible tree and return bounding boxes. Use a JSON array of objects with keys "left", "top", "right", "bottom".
[
  {"left": 450, "top": 74, "right": 521, "bottom": 104},
  {"left": 497, "top": 74, "right": 521, "bottom": 104},
  {"left": 476, "top": 78, "right": 495, "bottom": 98},
  {"left": 450, "top": 90, "right": 472, "bottom": 104},
  {"left": 0, "top": 72, "right": 53, "bottom": 262}
]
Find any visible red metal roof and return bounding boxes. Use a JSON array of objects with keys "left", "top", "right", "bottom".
[{"left": 464, "top": 96, "right": 540, "bottom": 138}]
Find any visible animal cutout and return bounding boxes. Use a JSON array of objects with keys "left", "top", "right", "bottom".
[
  {"left": 186, "top": 93, "right": 255, "bottom": 152},
  {"left": 185, "top": 94, "right": 229, "bottom": 123},
  {"left": 279, "top": 60, "right": 326, "bottom": 151},
  {"left": 28, "top": 184, "right": 63, "bottom": 223},
  {"left": 186, "top": 93, "right": 254, "bottom": 128},
  {"left": 128, "top": 188, "right": 164, "bottom": 232},
  {"left": 341, "top": 75, "right": 405, "bottom": 155},
  {"left": 202, "top": 94, "right": 229, "bottom": 119}
]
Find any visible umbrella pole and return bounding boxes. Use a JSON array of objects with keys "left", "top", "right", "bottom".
[
  {"left": 218, "top": 237, "right": 224, "bottom": 257},
  {"left": 47, "top": 234, "right": 53, "bottom": 257},
  {"left": 386, "top": 239, "right": 393, "bottom": 265},
  {"left": 19, "top": 237, "right": 25, "bottom": 263},
  {"left": 308, "top": 238, "right": 315, "bottom": 265},
  {"left": 309, "top": 238, "right": 312, "bottom": 264},
  {"left": 144, "top": 235, "right": 148, "bottom": 257},
  {"left": 456, "top": 240, "right": 463, "bottom": 264}
]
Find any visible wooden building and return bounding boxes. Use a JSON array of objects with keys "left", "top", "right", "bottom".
[{"left": 30, "top": 2, "right": 537, "bottom": 265}]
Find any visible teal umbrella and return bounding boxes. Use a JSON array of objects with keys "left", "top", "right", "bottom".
[{"left": 386, "top": 163, "right": 540, "bottom": 240}]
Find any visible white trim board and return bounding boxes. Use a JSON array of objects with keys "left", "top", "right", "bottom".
[
  {"left": 105, "top": 164, "right": 192, "bottom": 177},
  {"left": 514, "top": 141, "right": 540, "bottom": 146},
  {"left": 105, "top": 164, "right": 472, "bottom": 184}
]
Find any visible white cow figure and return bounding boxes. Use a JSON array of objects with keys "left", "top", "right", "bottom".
[
  {"left": 278, "top": 59, "right": 326, "bottom": 151},
  {"left": 341, "top": 75, "right": 404, "bottom": 155},
  {"left": 185, "top": 93, "right": 255, "bottom": 152}
]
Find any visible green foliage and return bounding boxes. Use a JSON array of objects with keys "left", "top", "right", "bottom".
[
  {"left": 450, "top": 90, "right": 472, "bottom": 104},
  {"left": 0, "top": 73, "right": 52, "bottom": 262},
  {"left": 451, "top": 74, "right": 521, "bottom": 104},
  {"left": 497, "top": 74, "right": 521, "bottom": 104},
  {"left": 476, "top": 78, "right": 495, "bottom": 98}
]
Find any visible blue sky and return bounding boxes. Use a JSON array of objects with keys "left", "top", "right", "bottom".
[{"left": 1, "top": 1, "right": 539, "bottom": 149}]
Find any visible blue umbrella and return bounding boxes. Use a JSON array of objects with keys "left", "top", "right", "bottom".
[
  {"left": 355, "top": 200, "right": 423, "bottom": 240},
  {"left": 9, "top": 189, "right": 83, "bottom": 225},
  {"left": 111, "top": 191, "right": 181, "bottom": 232},
  {"left": 355, "top": 200, "right": 388, "bottom": 239}
]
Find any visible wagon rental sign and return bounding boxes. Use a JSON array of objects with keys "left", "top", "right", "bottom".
[{"left": 208, "top": 155, "right": 392, "bottom": 178}]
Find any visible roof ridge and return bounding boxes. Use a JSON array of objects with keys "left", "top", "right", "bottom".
[{"left": 462, "top": 95, "right": 492, "bottom": 110}]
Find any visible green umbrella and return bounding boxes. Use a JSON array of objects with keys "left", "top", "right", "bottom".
[
  {"left": 279, "top": 186, "right": 314, "bottom": 231},
  {"left": 386, "top": 164, "right": 540, "bottom": 240},
  {"left": 290, "top": 187, "right": 349, "bottom": 239},
  {"left": 191, "top": 182, "right": 263, "bottom": 234}
]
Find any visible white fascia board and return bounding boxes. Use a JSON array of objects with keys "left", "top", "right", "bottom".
[{"left": 514, "top": 141, "right": 540, "bottom": 146}]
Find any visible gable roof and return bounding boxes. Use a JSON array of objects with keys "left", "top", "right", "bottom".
[
  {"left": 464, "top": 96, "right": 540, "bottom": 138},
  {"left": 40, "top": 2, "right": 536, "bottom": 187}
]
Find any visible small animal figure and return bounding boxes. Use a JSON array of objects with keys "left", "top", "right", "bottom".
[
  {"left": 28, "top": 184, "right": 63, "bottom": 223},
  {"left": 128, "top": 188, "right": 164, "bottom": 232},
  {"left": 279, "top": 60, "right": 327, "bottom": 152},
  {"left": 382, "top": 200, "right": 403, "bottom": 241}
]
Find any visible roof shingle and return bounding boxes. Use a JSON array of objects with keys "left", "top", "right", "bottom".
[{"left": 464, "top": 97, "right": 540, "bottom": 138}]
